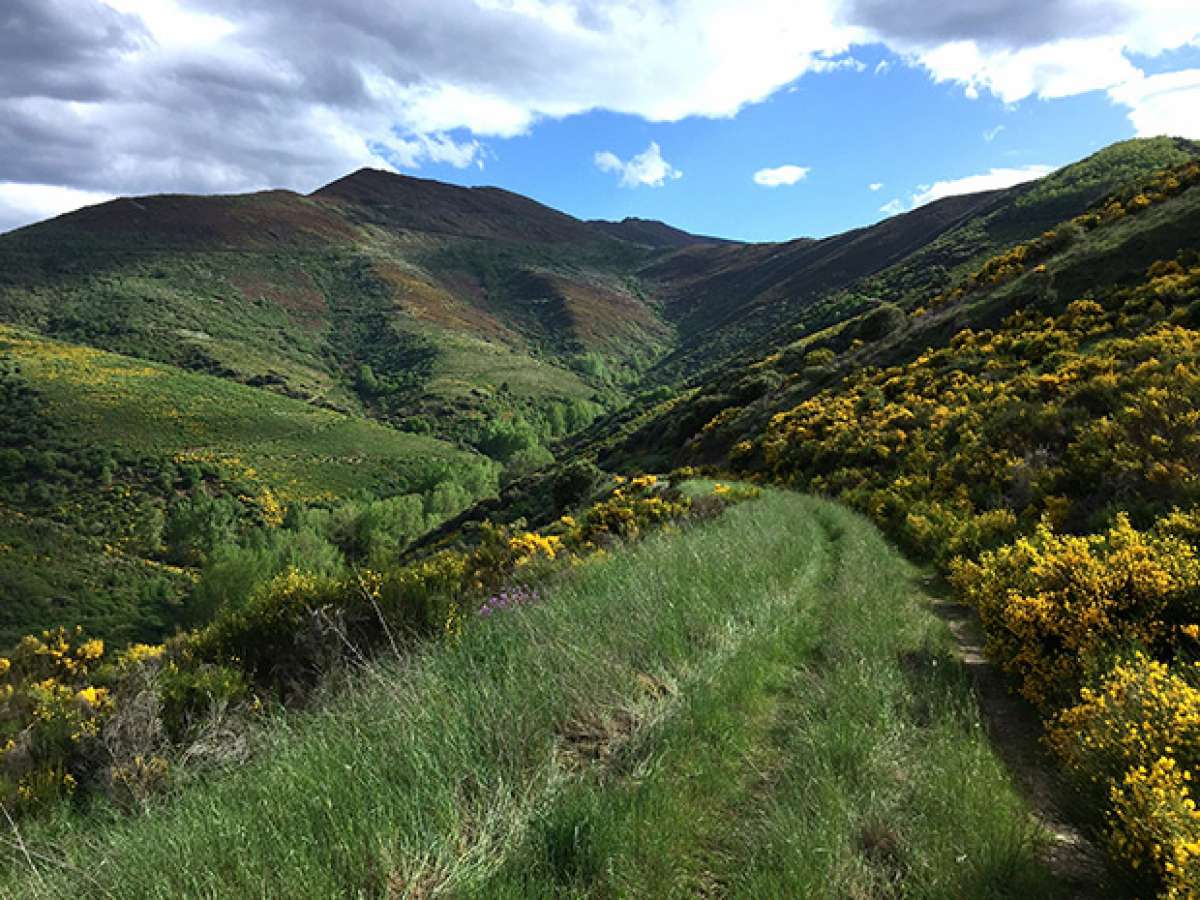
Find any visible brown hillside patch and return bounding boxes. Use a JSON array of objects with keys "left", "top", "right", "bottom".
[
  {"left": 55, "top": 191, "right": 359, "bottom": 249},
  {"left": 536, "top": 272, "right": 670, "bottom": 350},
  {"left": 372, "top": 262, "right": 517, "bottom": 343},
  {"left": 229, "top": 269, "right": 327, "bottom": 326}
]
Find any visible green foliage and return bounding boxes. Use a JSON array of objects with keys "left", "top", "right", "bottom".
[
  {"left": 501, "top": 445, "right": 555, "bottom": 487},
  {"left": 163, "top": 494, "right": 241, "bottom": 566},
  {"left": 476, "top": 415, "right": 542, "bottom": 462},
  {"left": 0, "top": 495, "right": 1054, "bottom": 898}
]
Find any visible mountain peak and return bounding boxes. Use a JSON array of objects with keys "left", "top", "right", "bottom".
[{"left": 311, "top": 168, "right": 604, "bottom": 245}]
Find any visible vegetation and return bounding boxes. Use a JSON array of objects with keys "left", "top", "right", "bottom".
[
  {"left": 568, "top": 155, "right": 1200, "bottom": 895},
  {"left": 0, "top": 325, "right": 498, "bottom": 646},
  {"left": 4, "top": 137, "right": 1200, "bottom": 896},
  {"left": 0, "top": 492, "right": 1055, "bottom": 898}
]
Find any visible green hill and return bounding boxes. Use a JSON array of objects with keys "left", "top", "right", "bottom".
[
  {"left": 3, "top": 136, "right": 1200, "bottom": 897},
  {"left": 0, "top": 324, "right": 496, "bottom": 646}
]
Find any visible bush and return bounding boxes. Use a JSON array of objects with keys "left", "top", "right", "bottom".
[
  {"left": 502, "top": 445, "right": 555, "bottom": 488},
  {"left": 552, "top": 461, "right": 604, "bottom": 511},
  {"left": 186, "top": 528, "right": 345, "bottom": 627},
  {"left": 950, "top": 514, "right": 1200, "bottom": 707},
  {"left": 478, "top": 417, "right": 541, "bottom": 462},
  {"left": 164, "top": 494, "right": 241, "bottom": 565}
]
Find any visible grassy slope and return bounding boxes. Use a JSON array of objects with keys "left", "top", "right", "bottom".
[
  {"left": 0, "top": 181, "right": 667, "bottom": 439},
  {"left": 0, "top": 325, "right": 484, "bottom": 503},
  {"left": 0, "top": 325, "right": 497, "bottom": 646},
  {"left": 4, "top": 491, "right": 1062, "bottom": 898},
  {"left": 643, "top": 137, "right": 1199, "bottom": 387}
]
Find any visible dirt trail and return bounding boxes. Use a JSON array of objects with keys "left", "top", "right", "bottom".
[{"left": 929, "top": 597, "right": 1115, "bottom": 899}]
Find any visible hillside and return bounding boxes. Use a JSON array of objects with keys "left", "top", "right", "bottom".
[
  {"left": 641, "top": 137, "right": 1200, "bottom": 385},
  {"left": 0, "top": 171, "right": 667, "bottom": 450},
  {"left": 3, "top": 136, "right": 1200, "bottom": 897},
  {"left": 586, "top": 216, "right": 735, "bottom": 248},
  {"left": 0, "top": 324, "right": 496, "bottom": 647},
  {"left": 540, "top": 151, "right": 1200, "bottom": 896},
  {"left": 0, "top": 489, "right": 1071, "bottom": 898}
]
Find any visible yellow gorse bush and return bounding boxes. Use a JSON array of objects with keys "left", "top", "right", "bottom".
[
  {"left": 1110, "top": 757, "right": 1200, "bottom": 897},
  {"left": 0, "top": 627, "right": 116, "bottom": 809},
  {"left": 1049, "top": 653, "right": 1200, "bottom": 783},
  {"left": 951, "top": 515, "right": 1200, "bottom": 706}
]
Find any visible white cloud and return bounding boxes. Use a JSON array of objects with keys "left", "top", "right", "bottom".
[
  {"left": 983, "top": 124, "right": 1004, "bottom": 142},
  {"left": 910, "top": 164, "right": 1055, "bottom": 207},
  {"left": 3, "top": 0, "right": 1200, "bottom": 233},
  {"left": 753, "top": 164, "right": 811, "bottom": 187},
  {"left": 0, "top": 182, "right": 114, "bottom": 234},
  {"left": 869, "top": 181, "right": 884, "bottom": 191},
  {"left": 911, "top": 37, "right": 1142, "bottom": 103},
  {"left": 810, "top": 55, "right": 867, "bottom": 74},
  {"left": 99, "top": 0, "right": 235, "bottom": 49},
  {"left": 1109, "top": 68, "right": 1200, "bottom": 139},
  {"left": 849, "top": 0, "right": 1200, "bottom": 104},
  {"left": 879, "top": 198, "right": 904, "bottom": 216},
  {"left": 594, "top": 142, "right": 682, "bottom": 188}
]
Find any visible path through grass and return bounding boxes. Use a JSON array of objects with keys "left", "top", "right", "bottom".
[{"left": 3, "top": 491, "right": 1059, "bottom": 898}]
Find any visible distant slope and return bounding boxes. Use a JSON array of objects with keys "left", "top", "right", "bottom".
[
  {"left": 565, "top": 145, "right": 1200, "bottom": 482},
  {"left": 0, "top": 324, "right": 496, "bottom": 646},
  {"left": 587, "top": 216, "right": 735, "bottom": 248},
  {"left": 643, "top": 136, "right": 1200, "bottom": 384},
  {"left": 0, "top": 170, "right": 672, "bottom": 447},
  {"left": 1, "top": 137, "right": 1194, "bottom": 451},
  {"left": 315, "top": 168, "right": 606, "bottom": 245}
]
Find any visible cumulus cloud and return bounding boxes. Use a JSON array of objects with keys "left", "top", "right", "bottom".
[
  {"left": 845, "top": 0, "right": 1200, "bottom": 103},
  {"left": 594, "top": 142, "right": 682, "bottom": 188},
  {"left": 877, "top": 163, "right": 1055, "bottom": 218},
  {"left": 869, "top": 182, "right": 884, "bottom": 191},
  {"left": 911, "top": 164, "right": 1055, "bottom": 206},
  {"left": 753, "top": 165, "right": 811, "bottom": 187},
  {"left": 874, "top": 59, "right": 891, "bottom": 75},
  {"left": 983, "top": 124, "right": 1004, "bottom": 141},
  {"left": 1109, "top": 69, "right": 1200, "bottom": 139},
  {"left": 2, "top": 0, "right": 1200, "bottom": 231}
]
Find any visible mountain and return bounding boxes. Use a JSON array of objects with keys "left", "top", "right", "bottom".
[
  {"left": 0, "top": 169, "right": 671, "bottom": 445},
  {"left": 5, "top": 137, "right": 1200, "bottom": 895},
  {"left": 315, "top": 168, "right": 608, "bottom": 245},
  {"left": 1, "top": 135, "right": 1197, "bottom": 650},
  {"left": 586, "top": 216, "right": 735, "bottom": 248}
]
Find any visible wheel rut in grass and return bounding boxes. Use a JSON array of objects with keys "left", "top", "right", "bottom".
[{"left": 929, "top": 595, "right": 1112, "bottom": 898}]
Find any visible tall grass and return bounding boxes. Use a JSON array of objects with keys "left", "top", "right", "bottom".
[{"left": 3, "top": 491, "right": 1054, "bottom": 898}]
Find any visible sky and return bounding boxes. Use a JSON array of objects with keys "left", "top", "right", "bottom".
[{"left": 2, "top": 1, "right": 1200, "bottom": 242}]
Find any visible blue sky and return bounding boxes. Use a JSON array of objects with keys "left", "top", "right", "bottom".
[
  {"left": 414, "top": 42, "right": 1188, "bottom": 242},
  {"left": 2, "top": 2, "right": 1200, "bottom": 240}
]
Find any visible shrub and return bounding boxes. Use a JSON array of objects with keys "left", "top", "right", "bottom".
[
  {"left": 0, "top": 628, "right": 112, "bottom": 809},
  {"left": 950, "top": 515, "right": 1200, "bottom": 707},
  {"left": 1110, "top": 757, "right": 1200, "bottom": 897},
  {"left": 163, "top": 494, "right": 241, "bottom": 565}
]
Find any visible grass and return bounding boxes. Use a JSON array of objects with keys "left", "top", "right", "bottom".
[
  {"left": 2, "top": 490, "right": 1058, "bottom": 898},
  {"left": 0, "top": 324, "right": 499, "bottom": 645},
  {"left": 0, "top": 324, "right": 490, "bottom": 503}
]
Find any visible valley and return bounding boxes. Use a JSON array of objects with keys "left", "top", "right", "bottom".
[{"left": 1, "top": 135, "right": 1199, "bottom": 898}]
